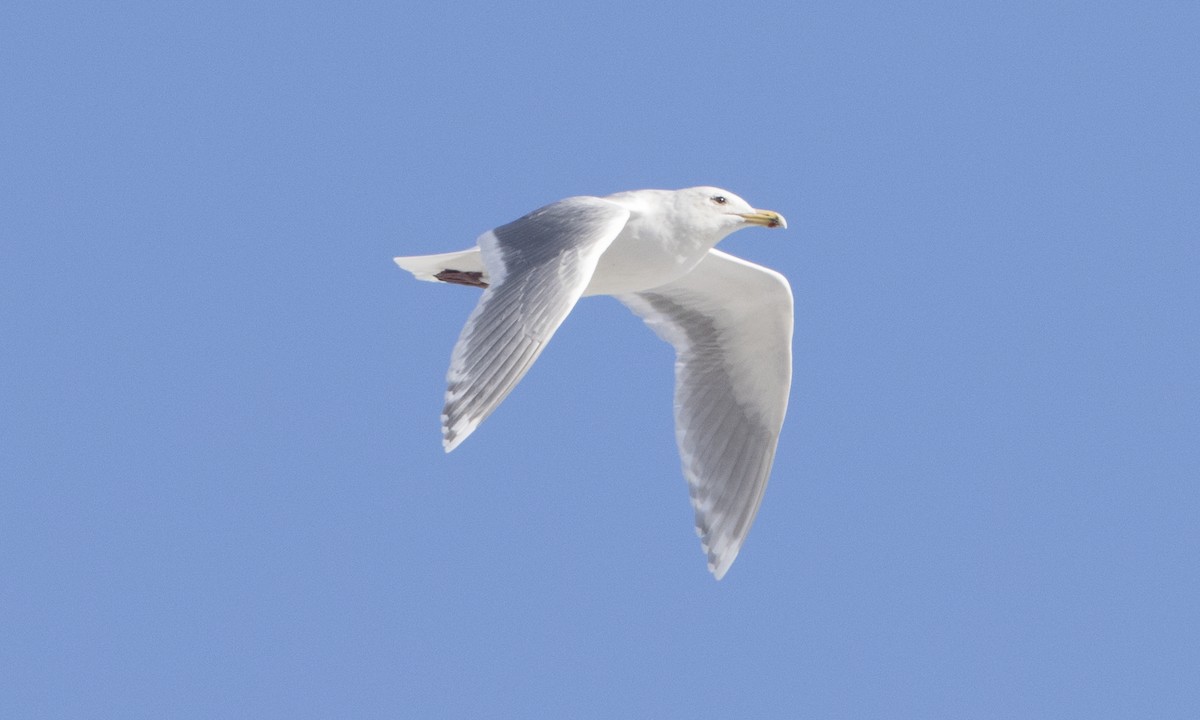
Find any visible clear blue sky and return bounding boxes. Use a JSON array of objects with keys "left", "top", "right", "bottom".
[{"left": 2, "top": 2, "right": 1197, "bottom": 717}]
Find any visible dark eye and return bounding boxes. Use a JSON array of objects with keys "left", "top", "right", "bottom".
[{"left": 711, "top": 195, "right": 727, "bottom": 205}]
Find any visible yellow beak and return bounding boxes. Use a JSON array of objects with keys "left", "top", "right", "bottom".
[{"left": 736, "top": 210, "right": 787, "bottom": 229}]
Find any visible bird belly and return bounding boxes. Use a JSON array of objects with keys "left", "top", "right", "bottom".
[{"left": 582, "top": 229, "right": 705, "bottom": 296}]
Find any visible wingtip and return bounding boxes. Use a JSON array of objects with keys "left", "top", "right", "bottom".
[
  {"left": 700, "top": 529, "right": 737, "bottom": 580},
  {"left": 442, "top": 417, "right": 477, "bottom": 453},
  {"left": 707, "top": 547, "right": 736, "bottom": 580},
  {"left": 442, "top": 425, "right": 461, "bottom": 453}
]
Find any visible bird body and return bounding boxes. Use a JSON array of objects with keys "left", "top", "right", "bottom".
[
  {"left": 395, "top": 186, "right": 792, "bottom": 578},
  {"left": 584, "top": 188, "right": 756, "bottom": 295}
]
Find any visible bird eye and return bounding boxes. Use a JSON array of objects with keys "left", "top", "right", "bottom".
[{"left": 711, "top": 195, "right": 727, "bottom": 205}]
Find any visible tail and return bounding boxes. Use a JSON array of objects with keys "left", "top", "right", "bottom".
[{"left": 394, "top": 247, "right": 487, "bottom": 284}]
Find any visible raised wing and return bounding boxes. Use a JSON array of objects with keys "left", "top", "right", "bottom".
[
  {"left": 443, "top": 197, "right": 630, "bottom": 451},
  {"left": 619, "top": 249, "right": 793, "bottom": 579}
]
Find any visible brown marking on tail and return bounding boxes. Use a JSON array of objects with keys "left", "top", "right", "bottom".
[{"left": 435, "top": 269, "right": 489, "bottom": 288}]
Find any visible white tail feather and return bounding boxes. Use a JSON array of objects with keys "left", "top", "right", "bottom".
[{"left": 393, "top": 247, "right": 486, "bottom": 283}]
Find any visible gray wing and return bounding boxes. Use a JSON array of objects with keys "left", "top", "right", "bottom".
[
  {"left": 618, "top": 249, "right": 793, "bottom": 579},
  {"left": 443, "top": 196, "right": 630, "bottom": 451}
]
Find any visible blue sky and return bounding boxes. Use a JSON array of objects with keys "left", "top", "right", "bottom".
[{"left": 2, "top": 1, "right": 1197, "bottom": 717}]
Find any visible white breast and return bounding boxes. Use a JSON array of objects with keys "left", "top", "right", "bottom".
[{"left": 583, "top": 196, "right": 716, "bottom": 297}]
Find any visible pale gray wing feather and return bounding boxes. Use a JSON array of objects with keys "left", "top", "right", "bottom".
[
  {"left": 443, "top": 197, "right": 630, "bottom": 451},
  {"left": 618, "top": 249, "right": 793, "bottom": 579}
]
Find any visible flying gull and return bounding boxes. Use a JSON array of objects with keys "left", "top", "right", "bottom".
[{"left": 394, "top": 186, "right": 792, "bottom": 579}]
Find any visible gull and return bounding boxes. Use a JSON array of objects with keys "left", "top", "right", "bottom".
[{"left": 394, "top": 187, "right": 792, "bottom": 579}]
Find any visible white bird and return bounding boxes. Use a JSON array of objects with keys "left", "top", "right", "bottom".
[{"left": 394, "top": 187, "right": 793, "bottom": 579}]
